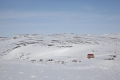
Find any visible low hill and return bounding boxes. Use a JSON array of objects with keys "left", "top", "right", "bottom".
[{"left": 0, "top": 33, "right": 120, "bottom": 61}]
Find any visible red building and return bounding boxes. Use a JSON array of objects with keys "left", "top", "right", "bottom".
[{"left": 87, "top": 54, "right": 94, "bottom": 59}]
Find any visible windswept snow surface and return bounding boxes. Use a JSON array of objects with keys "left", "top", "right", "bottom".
[
  {"left": 0, "top": 33, "right": 120, "bottom": 80},
  {"left": 0, "top": 59, "right": 120, "bottom": 80}
]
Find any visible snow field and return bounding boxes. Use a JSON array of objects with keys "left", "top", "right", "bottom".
[
  {"left": 0, "top": 59, "right": 120, "bottom": 80},
  {"left": 0, "top": 33, "right": 120, "bottom": 80}
]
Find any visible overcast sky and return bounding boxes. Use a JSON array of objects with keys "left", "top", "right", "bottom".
[{"left": 0, "top": 0, "right": 120, "bottom": 37}]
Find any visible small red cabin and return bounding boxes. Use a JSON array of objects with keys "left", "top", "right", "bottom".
[{"left": 87, "top": 54, "right": 94, "bottom": 59}]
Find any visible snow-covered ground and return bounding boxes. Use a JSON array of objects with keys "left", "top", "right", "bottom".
[
  {"left": 0, "top": 33, "right": 120, "bottom": 80},
  {"left": 0, "top": 58, "right": 120, "bottom": 80}
]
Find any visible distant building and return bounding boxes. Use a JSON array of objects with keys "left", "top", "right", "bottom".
[
  {"left": 31, "top": 60, "right": 36, "bottom": 63},
  {"left": 87, "top": 54, "right": 94, "bottom": 59},
  {"left": 61, "top": 61, "right": 65, "bottom": 64},
  {"left": 39, "top": 59, "right": 43, "bottom": 61},
  {"left": 72, "top": 60, "right": 77, "bottom": 62}
]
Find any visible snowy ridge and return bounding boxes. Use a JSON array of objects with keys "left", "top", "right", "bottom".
[{"left": 0, "top": 33, "right": 120, "bottom": 61}]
